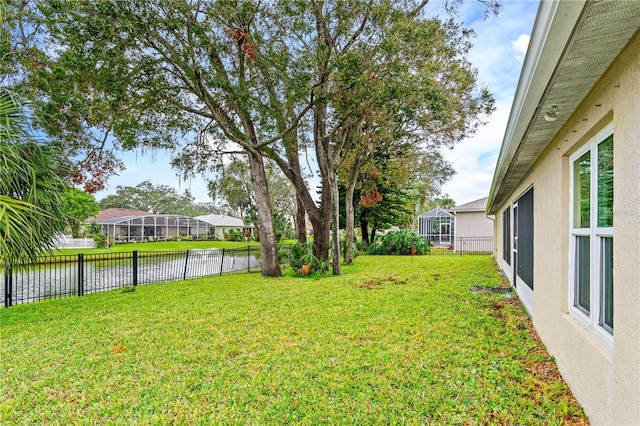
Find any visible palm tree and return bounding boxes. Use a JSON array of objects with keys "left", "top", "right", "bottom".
[{"left": 0, "top": 88, "right": 70, "bottom": 269}]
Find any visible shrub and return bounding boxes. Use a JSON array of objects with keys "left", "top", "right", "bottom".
[
  {"left": 288, "top": 241, "right": 327, "bottom": 276},
  {"left": 368, "top": 230, "right": 430, "bottom": 255},
  {"left": 92, "top": 233, "right": 108, "bottom": 248},
  {"left": 277, "top": 243, "right": 291, "bottom": 264},
  {"left": 182, "top": 235, "right": 193, "bottom": 241},
  {"left": 225, "top": 229, "right": 244, "bottom": 241},
  {"left": 340, "top": 237, "right": 364, "bottom": 259}
]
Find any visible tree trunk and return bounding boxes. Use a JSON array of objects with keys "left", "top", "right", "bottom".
[
  {"left": 370, "top": 227, "right": 377, "bottom": 244},
  {"left": 294, "top": 195, "right": 306, "bottom": 243},
  {"left": 310, "top": 211, "right": 330, "bottom": 261},
  {"left": 343, "top": 175, "right": 358, "bottom": 264},
  {"left": 360, "top": 208, "right": 370, "bottom": 247},
  {"left": 329, "top": 170, "right": 341, "bottom": 275},
  {"left": 267, "top": 150, "right": 328, "bottom": 258},
  {"left": 247, "top": 151, "right": 281, "bottom": 277},
  {"left": 313, "top": 93, "right": 340, "bottom": 268}
]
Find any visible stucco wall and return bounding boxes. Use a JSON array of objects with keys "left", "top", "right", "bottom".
[
  {"left": 454, "top": 211, "right": 493, "bottom": 238},
  {"left": 216, "top": 226, "right": 244, "bottom": 239},
  {"left": 492, "top": 32, "right": 640, "bottom": 425}
]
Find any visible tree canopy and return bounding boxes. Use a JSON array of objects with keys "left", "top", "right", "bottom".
[
  {"left": 99, "top": 180, "right": 207, "bottom": 216},
  {"left": 62, "top": 187, "right": 99, "bottom": 237},
  {"left": 5, "top": 0, "right": 498, "bottom": 276},
  {"left": 207, "top": 159, "right": 296, "bottom": 224}
]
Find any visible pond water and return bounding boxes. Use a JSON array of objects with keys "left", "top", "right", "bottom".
[{"left": 1, "top": 250, "right": 260, "bottom": 307}]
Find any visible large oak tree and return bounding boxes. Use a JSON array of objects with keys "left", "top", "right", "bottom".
[{"left": 7, "top": 0, "right": 497, "bottom": 276}]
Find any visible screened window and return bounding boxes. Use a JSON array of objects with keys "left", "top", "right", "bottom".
[
  {"left": 502, "top": 207, "right": 510, "bottom": 264},
  {"left": 516, "top": 188, "right": 534, "bottom": 290},
  {"left": 570, "top": 124, "right": 613, "bottom": 341}
]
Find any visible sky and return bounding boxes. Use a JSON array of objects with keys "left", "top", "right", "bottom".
[
  {"left": 428, "top": 0, "right": 539, "bottom": 205},
  {"left": 93, "top": 1, "right": 540, "bottom": 208}
]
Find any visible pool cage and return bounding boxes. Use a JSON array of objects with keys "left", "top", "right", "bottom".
[
  {"left": 418, "top": 208, "right": 455, "bottom": 246},
  {"left": 98, "top": 214, "right": 216, "bottom": 242}
]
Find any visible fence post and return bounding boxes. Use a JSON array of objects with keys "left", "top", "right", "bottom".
[
  {"left": 183, "top": 250, "right": 190, "bottom": 280},
  {"left": 4, "top": 266, "right": 12, "bottom": 308},
  {"left": 77, "top": 254, "right": 84, "bottom": 296},
  {"left": 247, "top": 246, "right": 250, "bottom": 272},
  {"left": 220, "top": 248, "right": 225, "bottom": 276},
  {"left": 132, "top": 250, "right": 138, "bottom": 286}
]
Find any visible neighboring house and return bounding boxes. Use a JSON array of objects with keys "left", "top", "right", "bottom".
[
  {"left": 417, "top": 198, "right": 493, "bottom": 251},
  {"left": 487, "top": 1, "right": 639, "bottom": 424},
  {"left": 195, "top": 214, "right": 250, "bottom": 240},
  {"left": 417, "top": 207, "right": 454, "bottom": 246},
  {"left": 90, "top": 208, "right": 151, "bottom": 222},
  {"left": 94, "top": 208, "right": 215, "bottom": 241},
  {"left": 450, "top": 197, "right": 493, "bottom": 252}
]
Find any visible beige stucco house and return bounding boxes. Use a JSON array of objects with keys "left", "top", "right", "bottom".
[
  {"left": 487, "top": 1, "right": 639, "bottom": 424},
  {"left": 450, "top": 197, "right": 493, "bottom": 252},
  {"left": 195, "top": 213, "right": 250, "bottom": 240}
]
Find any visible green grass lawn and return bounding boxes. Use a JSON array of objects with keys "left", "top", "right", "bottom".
[
  {"left": 53, "top": 239, "right": 267, "bottom": 256},
  {"left": 0, "top": 256, "right": 587, "bottom": 424}
]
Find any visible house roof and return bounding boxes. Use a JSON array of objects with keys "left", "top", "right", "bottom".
[
  {"left": 451, "top": 197, "right": 488, "bottom": 213},
  {"left": 96, "top": 214, "right": 214, "bottom": 226},
  {"left": 418, "top": 207, "right": 453, "bottom": 219},
  {"left": 90, "top": 208, "right": 152, "bottom": 222},
  {"left": 487, "top": 0, "right": 640, "bottom": 214},
  {"left": 195, "top": 214, "right": 245, "bottom": 227}
]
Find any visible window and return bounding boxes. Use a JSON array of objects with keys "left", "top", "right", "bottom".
[
  {"left": 570, "top": 124, "right": 613, "bottom": 342},
  {"left": 515, "top": 188, "right": 534, "bottom": 290},
  {"left": 503, "top": 207, "right": 510, "bottom": 264}
]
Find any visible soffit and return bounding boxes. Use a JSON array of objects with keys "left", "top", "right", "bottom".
[{"left": 488, "top": 0, "right": 640, "bottom": 214}]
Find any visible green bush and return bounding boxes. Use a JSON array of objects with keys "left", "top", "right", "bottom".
[
  {"left": 368, "top": 230, "right": 430, "bottom": 255},
  {"left": 225, "top": 229, "right": 244, "bottom": 241},
  {"left": 182, "top": 235, "right": 193, "bottom": 241},
  {"left": 288, "top": 241, "right": 327, "bottom": 276},
  {"left": 340, "top": 237, "right": 364, "bottom": 259},
  {"left": 92, "top": 233, "right": 108, "bottom": 248},
  {"left": 277, "top": 243, "right": 291, "bottom": 264}
]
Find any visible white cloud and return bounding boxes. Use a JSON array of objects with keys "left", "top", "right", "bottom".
[
  {"left": 441, "top": 102, "right": 511, "bottom": 205},
  {"left": 511, "top": 34, "right": 531, "bottom": 61},
  {"left": 438, "top": 1, "right": 538, "bottom": 207}
]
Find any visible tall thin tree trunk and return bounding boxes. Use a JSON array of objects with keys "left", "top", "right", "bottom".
[
  {"left": 312, "top": 94, "right": 334, "bottom": 265},
  {"left": 343, "top": 176, "right": 358, "bottom": 264},
  {"left": 247, "top": 151, "right": 281, "bottom": 277},
  {"left": 310, "top": 207, "right": 330, "bottom": 261},
  {"left": 360, "top": 208, "right": 370, "bottom": 247},
  {"left": 329, "top": 170, "right": 341, "bottom": 275},
  {"left": 294, "top": 195, "right": 306, "bottom": 243}
]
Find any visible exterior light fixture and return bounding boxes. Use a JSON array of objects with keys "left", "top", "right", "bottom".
[{"left": 544, "top": 105, "right": 559, "bottom": 122}]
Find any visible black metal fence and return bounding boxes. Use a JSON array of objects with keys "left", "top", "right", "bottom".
[
  {"left": 2, "top": 239, "right": 493, "bottom": 308},
  {"left": 427, "top": 237, "right": 494, "bottom": 256},
  {"left": 2, "top": 247, "right": 261, "bottom": 308}
]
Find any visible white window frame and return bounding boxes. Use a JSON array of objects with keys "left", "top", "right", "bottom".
[{"left": 568, "top": 123, "right": 614, "bottom": 349}]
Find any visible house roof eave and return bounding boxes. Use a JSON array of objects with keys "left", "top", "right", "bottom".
[
  {"left": 488, "top": 0, "right": 640, "bottom": 216},
  {"left": 487, "top": 0, "right": 587, "bottom": 215}
]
